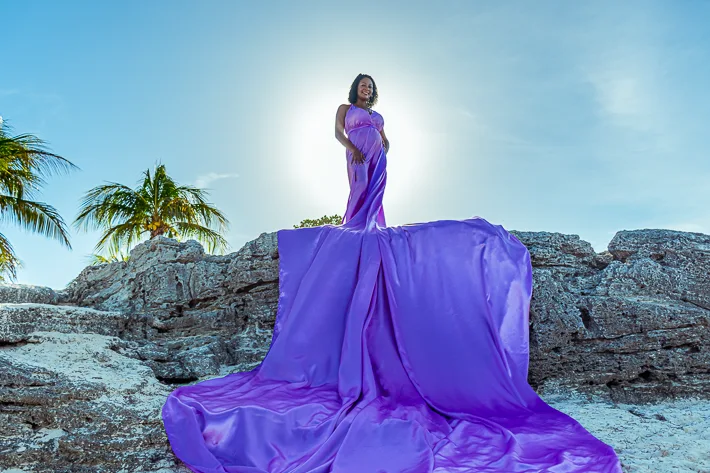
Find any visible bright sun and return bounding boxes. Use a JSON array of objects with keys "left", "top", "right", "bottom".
[{"left": 283, "top": 80, "right": 437, "bottom": 225}]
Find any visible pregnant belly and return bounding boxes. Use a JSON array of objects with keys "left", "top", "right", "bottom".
[{"left": 347, "top": 126, "right": 383, "bottom": 154}]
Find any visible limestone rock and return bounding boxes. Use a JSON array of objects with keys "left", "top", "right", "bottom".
[
  {"left": 46, "top": 229, "right": 710, "bottom": 400},
  {"left": 0, "top": 332, "right": 188, "bottom": 473},
  {"left": 1, "top": 227, "right": 708, "bottom": 471},
  {"left": 513, "top": 229, "right": 710, "bottom": 402},
  {"left": 56, "top": 233, "right": 279, "bottom": 382},
  {"left": 0, "top": 284, "right": 58, "bottom": 305},
  {"left": 0, "top": 303, "right": 127, "bottom": 343}
]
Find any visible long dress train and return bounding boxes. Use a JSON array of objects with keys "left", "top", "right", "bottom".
[{"left": 161, "top": 103, "right": 622, "bottom": 472}]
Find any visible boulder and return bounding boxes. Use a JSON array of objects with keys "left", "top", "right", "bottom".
[{"left": 516, "top": 229, "right": 710, "bottom": 402}]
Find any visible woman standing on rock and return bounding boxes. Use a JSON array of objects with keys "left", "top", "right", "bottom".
[{"left": 162, "top": 73, "right": 622, "bottom": 473}]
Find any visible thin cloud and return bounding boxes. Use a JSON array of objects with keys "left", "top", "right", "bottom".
[
  {"left": 587, "top": 62, "right": 664, "bottom": 142},
  {"left": 194, "top": 172, "right": 239, "bottom": 189}
]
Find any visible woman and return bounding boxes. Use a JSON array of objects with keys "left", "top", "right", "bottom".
[
  {"left": 335, "top": 73, "right": 388, "bottom": 229},
  {"left": 162, "top": 74, "right": 622, "bottom": 472}
]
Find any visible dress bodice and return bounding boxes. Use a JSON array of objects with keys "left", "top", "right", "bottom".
[{"left": 345, "top": 104, "right": 384, "bottom": 134}]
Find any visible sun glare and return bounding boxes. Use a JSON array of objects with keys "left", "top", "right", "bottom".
[
  {"left": 285, "top": 91, "right": 349, "bottom": 213},
  {"left": 284, "top": 78, "right": 437, "bottom": 225}
]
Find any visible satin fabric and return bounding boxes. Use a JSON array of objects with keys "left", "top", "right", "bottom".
[{"left": 162, "top": 103, "right": 622, "bottom": 472}]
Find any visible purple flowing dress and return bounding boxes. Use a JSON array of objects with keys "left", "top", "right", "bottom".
[{"left": 162, "top": 103, "right": 622, "bottom": 472}]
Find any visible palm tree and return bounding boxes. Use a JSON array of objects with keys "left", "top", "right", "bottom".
[
  {"left": 74, "top": 163, "right": 230, "bottom": 256},
  {"left": 0, "top": 117, "right": 77, "bottom": 280}
]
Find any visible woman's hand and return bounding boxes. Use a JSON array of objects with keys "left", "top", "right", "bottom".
[{"left": 351, "top": 149, "right": 366, "bottom": 165}]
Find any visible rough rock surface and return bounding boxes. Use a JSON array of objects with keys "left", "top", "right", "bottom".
[
  {"left": 1, "top": 234, "right": 278, "bottom": 472},
  {"left": 0, "top": 284, "right": 58, "bottom": 305},
  {"left": 1, "top": 228, "right": 708, "bottom": 471},
  {"left": 57, "top": 234, "right": 280, "bottom": 383},
  {"left": 516, "top": 229, "right": 710, "bottom": 402},
  {"left": 0, "top": 331, "right": 188, "bottom": 473}
]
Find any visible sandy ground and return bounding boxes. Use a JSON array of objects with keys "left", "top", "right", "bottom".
[
  {"left": 542, "top": 389, "right": 710, "bottom": 472},
  {"left": 1, "top": 384, "right": 707, "bottom": 472}
]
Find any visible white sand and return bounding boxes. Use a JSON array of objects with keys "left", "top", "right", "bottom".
[{"left": 542, "top": 389, "right": 710, "bottom": 472}]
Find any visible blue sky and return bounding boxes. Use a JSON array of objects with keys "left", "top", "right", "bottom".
[{"left": 2, "top": 1, "right": 709, "bottom": 289}]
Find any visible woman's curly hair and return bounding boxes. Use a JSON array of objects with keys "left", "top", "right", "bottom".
[{"left": 348, "top": 74, "right": 378, "bottom": 108}]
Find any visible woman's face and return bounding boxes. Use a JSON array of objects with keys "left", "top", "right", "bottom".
[{"left": 358, "top": 77, "right": 374, "bottom": 103}]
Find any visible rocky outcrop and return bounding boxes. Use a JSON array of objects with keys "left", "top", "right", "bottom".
[
  {"left": 1, "top": 234, "right": 278, "bottom": 472},
  {"left": 51, "top": 229, "right": 708, "bottom": 401},
  {"left": 1, "top": 228, "right": 708, "bottom": 471},
  {"left": 516, "top": 230, "right": 710, "bottom": 402},
  {"left": 0, "top": 331, "right": 188, "bottom": 473},
  {"left": 57, "top": 234, "right": 280, "bottom": 383}
]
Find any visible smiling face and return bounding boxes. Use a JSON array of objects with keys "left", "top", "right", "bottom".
[
  {"left": 348, "top": 74, "right": 378, "bottom": 107},
  {"left": 358, "top": 77, "right": 374, "bottom": 103}
]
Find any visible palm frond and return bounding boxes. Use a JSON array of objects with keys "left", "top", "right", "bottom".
[
  {"left": 87, "top": 248, "right": 131, "bottom": 266},
  {"left": 94, "top": 219, "right": 146, "bottom": 255},
  {"left": 0, "top": 194, "right": 72, "bottom": 248},
  {"left": 74, "top": 182, "right": 143, "bottom": 231},
  {"left": 0, "top": 119, "right": 76, "bottom": 279},
  {"left": 0, "top": 232, "right": 22, "bottom": 281},
  {"left": 172, "top": 221, "right": 230, "bottom": 254},
  {"left": 0, "top": 121, "right": 78, "bottom": 202},
  {"left": 0, "top": 133, "right": 78, "bottom": 175}
]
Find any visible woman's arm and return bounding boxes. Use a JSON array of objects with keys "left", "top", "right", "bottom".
[
  {"left": 380, "top": 128, "right": 390, "bottom": 154},
  {"left": 335, "top": 104, "right": 358, "bottom": 153}
]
